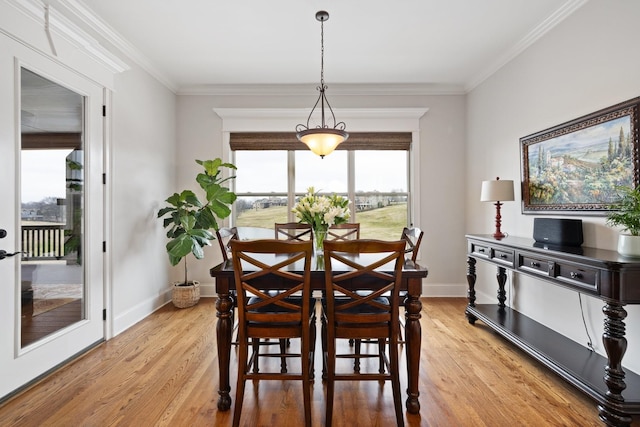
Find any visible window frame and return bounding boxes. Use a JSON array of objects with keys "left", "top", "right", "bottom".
[{"left": 216, "top": 107, "right": 425, "bottom": 230}]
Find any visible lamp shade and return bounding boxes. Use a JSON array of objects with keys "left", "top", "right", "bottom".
[
  {"left": 480, "top": 178, "right": 514, "bottom": 202},
  {"left": 297, "top": 128, "right": 348, "bottom": 157}
]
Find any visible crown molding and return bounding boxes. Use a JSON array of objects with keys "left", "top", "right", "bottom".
[
  {"left": 465, "top": 0, "right": 589, "bottom": 92},
  {"left": 178, "top": 83, "right": 466, "bottom": 97},
  {"left": 57, "top": 0, "right": 177, "bottom": 92},
  {"left": 4, "top": 0, "right": 129, "bottom": 74},
  {"left": 213, "top": 107, "right": 429, "bottom": 120}
]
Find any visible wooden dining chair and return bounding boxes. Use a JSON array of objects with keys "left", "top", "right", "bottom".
[
  {"left": 274, "top": 222, "right": 313, "bottom": 241},
  {"left": 326, "top": 223, "right": 360, "bottom": 241},
  {"left": 215, "top": 226, "right": 239, "bottom": 261},
  {"left": 230, "top": 239, "right": 315, "bottom": 427},
  {"left": 215, "top": 227, "right": 240, "bottom": 344},
  {"left": 321, "top": 239, "right": 406, "bottom": 427},
  {"left": 401, "top": 226, "right": 424, "bottom": 262}
]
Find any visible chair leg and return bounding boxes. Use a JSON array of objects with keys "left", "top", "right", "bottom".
[
  {"left": 325, "top": 335, "right": 336, "bottom": 427},
  {"left": 353, "top": 339, "right": 361, "bottom": 373},
  {"left": 232, "top": 336, "right": 249, "bottom": 427},
  {"left": 309, "top": 312, "right": 317, "bottom": 380},
  {"left": 389, "top": 338, "right": 405, "bottom": 427},
  {"left": 321, "top": 312, "right": 327, "bottom": 380},
  {"left": 378, "top": 338, "right": 386, "bottom": 374},
  {"left": 252, "top": 339, "right": 260, "bottom": 373},
  {"left": 279, "top": 339, "right": 288, "bottom": 373},
  {"left": 302, "top": 327, "right": 312, "bottom": 427}
]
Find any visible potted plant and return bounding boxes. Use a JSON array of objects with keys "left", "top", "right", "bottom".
[
  {"left": 606, "top": 185, "right": 640, "bottom": 257},
  {"left": 158, "top": 158, "right": 237, "bottom": 307}
]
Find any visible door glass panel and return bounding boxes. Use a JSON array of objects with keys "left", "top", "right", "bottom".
[{"left": 20, "top": 68, "right": 85, "bottom": 347}]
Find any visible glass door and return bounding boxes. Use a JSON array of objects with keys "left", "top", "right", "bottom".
[{"left": 0, "top": 34, "right": 105, "bottom": 400}]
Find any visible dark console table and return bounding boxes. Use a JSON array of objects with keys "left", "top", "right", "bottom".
[{"left": 465, "top": 234, "right": 640, "bottom": 426}]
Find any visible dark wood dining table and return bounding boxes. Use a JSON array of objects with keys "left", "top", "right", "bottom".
[{"left": 210, "top": 248, "right": 429, "bottom": 414}]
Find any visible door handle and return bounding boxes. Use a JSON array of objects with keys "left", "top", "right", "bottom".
[{"left": 0, "top": 250, "right": 23, "bottom": 260}]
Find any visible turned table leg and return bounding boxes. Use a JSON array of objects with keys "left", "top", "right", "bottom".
[
  {"left": 598, "top": 301, "right": 632, "bottom": 427},
  {"left": 465, "top": 256, "right": 477, "bottom": 324},
  {"left": 496, "top": 266, "right": 507, "bottom": 309},
  {"left": 405, "top": 282, "right": 422, "bottom": 414},
  {"left": 216, "top": 284, "right": 233, "bottom": 411}
]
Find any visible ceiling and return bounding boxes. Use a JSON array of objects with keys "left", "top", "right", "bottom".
[{"left": 77, "top": 0, "right": 585, "bottom": 93}]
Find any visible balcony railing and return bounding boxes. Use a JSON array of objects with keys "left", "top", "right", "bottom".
[{"left": 21, "top": 224, "right": 65, "bottom": 260}]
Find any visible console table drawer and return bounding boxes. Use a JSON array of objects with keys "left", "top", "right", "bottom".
[
  {"left": 492, "top": 248, "right": 514, "bottom": 267},
  {"left": 469, "top": 242, "right": 514, "bottom": 267},
  {"left": 555, "top": 262, "right": 599, "bottom": 292},
  {"left": 470, "top": 242, "right": 491, "bottom": 259},
  {"left": 518, "top": 254, "right": 554, "bottom": 276}
]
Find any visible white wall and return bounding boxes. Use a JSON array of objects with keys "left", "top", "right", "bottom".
[
  {"left": 175, "top": 92, "right": 467, "bottom": 296},
  {"left": 110, "top": 62, "right": 177, "bottom": 334},
  {"left": 467, "top": 0, "right": 640, "bottom": 374}
]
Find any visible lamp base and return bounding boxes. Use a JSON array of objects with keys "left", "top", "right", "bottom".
[{"left": 493, "top": 201, "right": 505, "bottom": 239}]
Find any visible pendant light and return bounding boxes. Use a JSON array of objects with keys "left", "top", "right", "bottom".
[{"left": 296, "top": 10, "right": 348, "bottom": 158}]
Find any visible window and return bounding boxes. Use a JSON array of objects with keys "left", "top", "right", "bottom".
[{"left": 231, "top": 132, "right": 411, "bottom": 239}]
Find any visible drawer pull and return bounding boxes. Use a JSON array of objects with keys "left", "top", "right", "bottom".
[
  {"left": 531, "top": 261, "right": 540, "bottom": 268},
  {"left": 570, "top": 271, "right": 582, "bottom": 279},
  {"left": 478, "top": 248, "right": 485, "bottom": 253},
  {"left": 500, "top": 254, "right": 508, "bottom": 259}
]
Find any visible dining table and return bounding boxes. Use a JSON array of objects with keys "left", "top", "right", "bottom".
[{"left": 209, "top": 235, "right": 429, "bottom": 414}]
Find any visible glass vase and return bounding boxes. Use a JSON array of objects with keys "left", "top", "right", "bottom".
[{"left": 314, "top": 227, "right": 327, "bottom": 255}]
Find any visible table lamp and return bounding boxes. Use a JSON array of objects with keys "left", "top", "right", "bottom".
[{"left": 480, "top": 177, "right": 515, "bottom": 239}]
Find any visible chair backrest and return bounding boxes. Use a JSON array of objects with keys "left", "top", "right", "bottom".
[
  {"left": 215, "top": 226, "right": 239, "bottom": 261},
  {"left": 274, "top": 222, "right": 313, "bottom": 242},
  {"left": 326, "top": 223, "right": 360, "bottom": 241},
  {"left": 230, "top": 239, "right": 313, "bottom": 339},
  {"left": 323, "top": 239, "right": 405, "bottom": 338},
  {"left": 401, "top": 227, "right": 424, "bottom": 262}
]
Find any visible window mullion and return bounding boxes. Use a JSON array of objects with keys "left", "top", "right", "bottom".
[
  {"left": 287, "top": 150, "right": 295, "bottom": 222},
  {"left": 347, "top": 151, "right": 356, "bottom": 222}
]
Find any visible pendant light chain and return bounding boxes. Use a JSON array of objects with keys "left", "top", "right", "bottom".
[{"left": 320, "top": 17, "right": 325, "bottom": 87}]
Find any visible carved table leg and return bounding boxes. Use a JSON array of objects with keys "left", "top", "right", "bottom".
[
  {"left": 598, "top": 302, "right": 632, "bottom": 427},
  {"left": 496, "top": 266, "right": 507, "bottom": 309},
  {"left": 405, "top": 287, "right": 422, "bottom": 414},
  {"left": 216, "top": 287, "right": 233, "bottom": 411},
  {"left": 465, "top": 256, "right": 477, "bottom": 324}
]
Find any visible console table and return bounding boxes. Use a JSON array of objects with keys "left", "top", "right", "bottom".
[{"left": 465, "top": 234, "right": 640, "bottom": 426}]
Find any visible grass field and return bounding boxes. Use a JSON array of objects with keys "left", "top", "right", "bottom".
[{"left": 235, "top": 203, "right": 407, "bottom": 241}]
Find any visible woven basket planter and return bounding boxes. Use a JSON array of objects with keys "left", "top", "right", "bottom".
[{"left": 172, "top": 281, "right": 200, "bottom": 308}]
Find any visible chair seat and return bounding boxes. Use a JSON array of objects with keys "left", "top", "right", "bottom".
[{"left": 322, "top": 296, "right": 389, "bottom": 314}]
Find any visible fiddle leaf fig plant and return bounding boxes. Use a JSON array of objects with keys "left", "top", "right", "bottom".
[
  {"left": 606, "top": 185, "right": 640, "bottom": 236},
  {"left": 158, "top": 158, "right": 237, "bottom": 285}
]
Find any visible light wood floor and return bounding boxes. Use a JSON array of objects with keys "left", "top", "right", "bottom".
[{"left": 0, "top": 297, "right": 632, "bottom": 426}]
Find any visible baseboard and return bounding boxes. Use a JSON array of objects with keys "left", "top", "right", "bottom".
[
  {"left": 421, "top": 283, "right": 467, "bottom": 297},
  {"left": 112, "top": 288, "right": 172, "bottom": 336}
]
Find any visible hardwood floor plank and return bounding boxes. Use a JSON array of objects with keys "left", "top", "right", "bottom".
[{"left": 1, "top": 298, "right": 634, "bottom": 426}]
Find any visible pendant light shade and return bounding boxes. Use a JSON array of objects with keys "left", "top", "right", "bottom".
[{"left": 296, "top": 10, "right": 348, "bottom": 158}]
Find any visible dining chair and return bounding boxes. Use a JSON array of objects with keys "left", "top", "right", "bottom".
[
  {"left": 401, "top": 226, "right": 424, "bottom": 262},
  {"left": 321, "top": 239, "right": 406, "bottom": 427},
  {"left": 326, "top": 223, "right": 360, "bottom": 241},
  {"left": 215, "top": 226, "right": 239, "bottom": 261},
  {"left": 274, "top": 222, "right": 314, "bottom": 241},
  {"left": 215, "top": 227, "right": 240, "bottom": 345},
  {"left": 230, "top": 239, "right": 315, "bottom": 427}
]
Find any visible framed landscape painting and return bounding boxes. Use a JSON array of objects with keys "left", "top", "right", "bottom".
[{"left": 521, "top": 97, "right": 640, "bottom": 214}]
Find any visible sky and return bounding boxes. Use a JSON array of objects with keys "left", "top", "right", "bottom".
[
  {"left": 234, "top": 150, "right": 407, "bottom": 194},
  {"left": 21, "top": 149, "right": 72, "bottom": 203}
]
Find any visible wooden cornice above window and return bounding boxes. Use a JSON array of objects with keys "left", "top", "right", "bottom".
[
  {"left": 230, "top": 132, "right": 411, "bottom": 151},
  {"left": 21, "top": 132, "right": 82, "bottom": 150}
]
